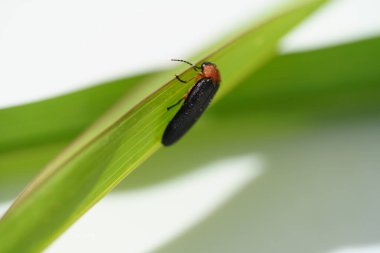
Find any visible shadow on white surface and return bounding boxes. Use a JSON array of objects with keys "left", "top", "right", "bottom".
[{"left": 153, "top": 120, "right": 380, "bottom": 253}]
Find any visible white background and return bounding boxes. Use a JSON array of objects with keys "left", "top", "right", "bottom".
[
  {"left": 0, "top": 0, "right": 379, "bottom": 108},
  {"left": 1, "top": 0, "right": 380, "bottom": 252}
]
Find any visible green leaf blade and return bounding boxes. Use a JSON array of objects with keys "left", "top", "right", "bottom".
[{"left": 0, "top": 1, "right": 328, "bottom": 252}]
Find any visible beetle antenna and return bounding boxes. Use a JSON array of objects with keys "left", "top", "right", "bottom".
[
  {"left": 171, "top": 59, "right": 201, "bottom": 71},
  {"left": 171, "top": 59, "right": 193, "bottom": 66}
]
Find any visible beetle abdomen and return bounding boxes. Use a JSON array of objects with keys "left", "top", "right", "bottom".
[{"left": 162, "top": 78, "right": 218, "bottom": 146}]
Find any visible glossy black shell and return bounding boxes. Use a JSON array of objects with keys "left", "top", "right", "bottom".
[{"left": 162, "top": 78, "right": 219, "bottom": 146}]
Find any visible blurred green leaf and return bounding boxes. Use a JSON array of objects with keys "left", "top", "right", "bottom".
[
  {"left": 0, "top": 0, "right": 328, "bottom": 251},
  {"left": 0, "top": 73, "right": 153, "bottom": 152},
  {"left": 0, "top": 73, "right": 155, "bottom": 200}
]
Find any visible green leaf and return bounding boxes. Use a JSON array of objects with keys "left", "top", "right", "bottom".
[
  {"left": 0, "top": 1, "right": 327, "bottom": 252},
  {"left": 144, "top": 39, "right": 380, "bottom": 252},
  {"left": 120, "top": 36, "right": 380, "bottom": 190},
  {"left": 1, "top": 35, "right": 379, "bottom": 199}
]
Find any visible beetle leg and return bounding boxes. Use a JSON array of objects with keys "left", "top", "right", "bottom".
[
  {"left": 175, "top": 75, "right": 196, "bottom": 84},
  {"left": 167, "top": 86, "right": 192, "bottom": 111},
  {"left": 167, "top": 99, "right": 183, "bottom": 110},
  {"left": 175, "top": 74, "right": 187, "bottom": 83}
]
